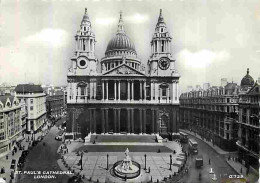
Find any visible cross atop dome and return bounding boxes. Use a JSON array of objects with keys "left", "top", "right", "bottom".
[
  {"left": 81, "top": 7, "right": 90, "bottom": 25},
  {"left": 157, "top": 9, "right": 165, "bottom": 26},
  {"left": 117, "top": 10, "right": 125, "bottom": 34}
]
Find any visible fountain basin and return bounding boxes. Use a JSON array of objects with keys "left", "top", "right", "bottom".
[{"left": 112, "top": 160, "right": 141, "bottom": 179}]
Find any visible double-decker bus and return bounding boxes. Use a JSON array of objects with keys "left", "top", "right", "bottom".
[
  {"left": 179, "top": 132, "right": 188, "bottom": 143},
  {"left": 189, "top": 139, "right": 198, "bottom": 154}
]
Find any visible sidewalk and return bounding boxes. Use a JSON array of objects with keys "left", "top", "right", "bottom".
[
  {"left": 0, "top": 122, "right": 51, "bottom": 183},
  {"left": 180, "top": 129, "right": 259, "bottom": 183}
]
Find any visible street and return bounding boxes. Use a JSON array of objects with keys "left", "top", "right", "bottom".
[
  {"left": 180, "top": 133, "right": 237, "bottom": 183},
  {"left": 16, "top": 117, "right": 69, "bottom": 183}
]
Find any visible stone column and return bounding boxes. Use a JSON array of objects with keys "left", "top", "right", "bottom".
[
  {"left": 94, "top": 81, "right": 96, "bottom": 99},
  {"left": 144, "top": 81, "right": 146, "bottom": 100},
  {"left": 155, "top": 110, "right": 159, "bottom": 134},
  {"left": 113, "top": 109, "right": 117, "bottom": 133},
  {"left": 105, "top": 109, "right": 108, "bottom": 133},
  {"left": 93, "top": 109, "right": 96, "bottom": 134},
  {"left": 167, "top": 87, "right": 170, "bottom": 102},
  {"left": 131, "top": 80, "right": 134, "bottom": 100},
  {"left": 140, "top": 81, "right": 142, "bottom": 100},
  {"left": 118, "top": 109, "right": 121, "bottom": 133},
  {"left": 89, "top": 81, "right": 92, "bottom": 99},
  {"left": 102, "top": 81, "right": 105, "bottom": 100},
  {"left": 143, "top": 109, "right": 146, "bottom": 134},
  {"left": 106, "top": 81, "right": 108, "bottom": 100},
  {"left": 176, "top": 81, "right": 179, "bottom": 101},
  {"left": 131, "top": 109, "right": 134, "bottom": 134},
  {"left": 89, "top": 109, "right": 92, "bottom": 133},
  {"left": 151, "top": 82, "right": 154, "bottom": 100},
  {"left": 114, "top": 81, "right": 117, "bottom": 100},
  {"left": 101, "top": 109, "right": 105, "bottom": 134},
  {"left": 127, "top": 81, "right": 130, "bottom": 101},
  {"left": 118, "top": 81, "right": 121, "bottom": 100},
  {"left": 152, "top": 109, "right": 155, "bottom": 134},
  {"left": 139, "top": 109, "right": 142, "bottom": 134},
  {"left": 127, "top": 109, "right": 130, "bottom": 134},
  {"left": 88, "top": 39, "right": 90, "bottom": 52}
]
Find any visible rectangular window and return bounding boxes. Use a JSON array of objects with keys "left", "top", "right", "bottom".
[
  {"left": 0, "top": 132, "right": 5, "bottom": 140},
  {"left": 30, "top": 99, "right": 33, "bottom": 104},
  {"left": 0, "top": 122, "right": 4, "bottom": 129},
  {"left": 0, "top": 113, "right": 3, "bottom": 119},
  {"left": 30, "top": 106, "right": 33, "bottom": 111},
  {"left": 162, "top": 88, "right": 167, "bottom": 97}
]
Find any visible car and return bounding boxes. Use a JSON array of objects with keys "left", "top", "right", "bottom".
[
  {"left": 17, "top": 158, "right": 25, "bottom": 168},
  {"left": 55, "top": 135, "right": 63, "bottom": 141},
  {"left": 10, "top": 159, "right": 16, "bottom": 170}
]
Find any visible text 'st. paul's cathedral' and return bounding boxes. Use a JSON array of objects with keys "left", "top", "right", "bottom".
[{"left": 66, "top": 8, "right": 180, "bottom": 139}]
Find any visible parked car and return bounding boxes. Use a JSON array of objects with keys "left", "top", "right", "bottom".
[
  {"left": 17, "top": 158, "right": 25, "bottom": 168},
  {"left": 10, "top": 159, "right": 16, "bottom": 170}
]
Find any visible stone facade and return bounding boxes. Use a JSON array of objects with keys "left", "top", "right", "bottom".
[
  {"left": 237, "top": 74, "right": 259, "bottom": 170},
  {"left": 0, "top": 95, "right": 22, "bottom": 158},
  {"left": 15, "top": 84, "right": 47, "bottom": 133},
  {"left": 66, "top": 9, "right": 180, "bottom": 139},
  {"left": 179, "top": 82, "right": 239, "bottom": 151},
  {"left": 46, "top": 90, "right": 65, "bottom": 121}
]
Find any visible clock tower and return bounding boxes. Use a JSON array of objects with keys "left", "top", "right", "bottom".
[
  {"left": 69, "top": 8, "right": 98, "bottom": 76},
  {"left": 148, "top": 9, "right": 177, "bottom": 77}
]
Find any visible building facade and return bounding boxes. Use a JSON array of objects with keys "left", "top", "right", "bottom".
[
  {"left": 66, "top": 9, "right": 180, "bottom": 139},
  {"left": 15, "top": 84, "right": 47, "bottom": 133},
  {"left": 236, "top": 69, "right": 259, "bottom": 170},
  {"left": 179, "top": 82, "right": 239, "bottom": 151},
  {"left": 0, "top": 95, "right": 22, "bottom": 157},
  {"left": 46, "top": 90, "right": 64, "bottom": 121}
]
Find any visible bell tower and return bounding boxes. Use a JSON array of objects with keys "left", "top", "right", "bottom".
[
  {"left": 69, "top": 8, "right": 97, "bottom": 76},
  {"left": 148, "top": 9, "right": 176, "bottom": 76}
]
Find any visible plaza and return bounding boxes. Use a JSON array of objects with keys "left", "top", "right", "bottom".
[{"left": 58, "top": 135, "right": 186, "bottom": 183}]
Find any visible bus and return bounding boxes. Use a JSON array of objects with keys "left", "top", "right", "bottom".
[
  {"left": 179, "top": 132, "right": 188, "bottom": 143},
  {"left": 189, "top": 139, "right": 198, "bottom": 154}
]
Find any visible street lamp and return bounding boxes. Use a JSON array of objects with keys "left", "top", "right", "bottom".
[
  {"left": 144, "top": 154, "right": 147, "bottom": 170},
  {"left": 107, "top": 154, "right": 109, "bottom": 170},
  {"left": 169, "top": 154, "right": 172, "bottom": 170}
]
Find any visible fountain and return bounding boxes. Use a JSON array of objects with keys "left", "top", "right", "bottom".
[{"left": 112, "top": 148, "right": 141, "bottom": 179}]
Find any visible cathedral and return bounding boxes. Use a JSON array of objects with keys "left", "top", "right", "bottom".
[{"left": 66, "top": 8, "right": 180, "bottom": 139}]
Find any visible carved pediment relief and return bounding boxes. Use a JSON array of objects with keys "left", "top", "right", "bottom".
[{"left": 103, "top": 64, "right": 145, "bottom": 76}]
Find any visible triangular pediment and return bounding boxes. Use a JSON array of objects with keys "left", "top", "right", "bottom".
[{"left": 103, "top": 64, "right": 145, "bottom": 76}]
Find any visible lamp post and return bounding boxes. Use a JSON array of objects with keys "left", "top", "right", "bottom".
[
  {"left": 80, "top": 151, "right": 84, "bottom": 170},
  {"left": 169, "top": 154, "right": 172, "bottom": 170},
  {"left": 144, "top": 154, "right": 147, "bottom": 170},
  {"left": 107, "top": 154, "right": 109, "bottom": 170}
]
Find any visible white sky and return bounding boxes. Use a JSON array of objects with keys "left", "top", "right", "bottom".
[{"left": 0, "top": 0, "right": 259, "bottom": 92}]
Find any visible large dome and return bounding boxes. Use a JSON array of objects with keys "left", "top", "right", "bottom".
[
  {"left": 104, "top": 11, "right": 137, "bottom": 57},
  {"left": 241, "top": 68, "right": 254, "bottom": 87},
  {"left": 106, "top": 33, "right": 136, "bottom": 54}
]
